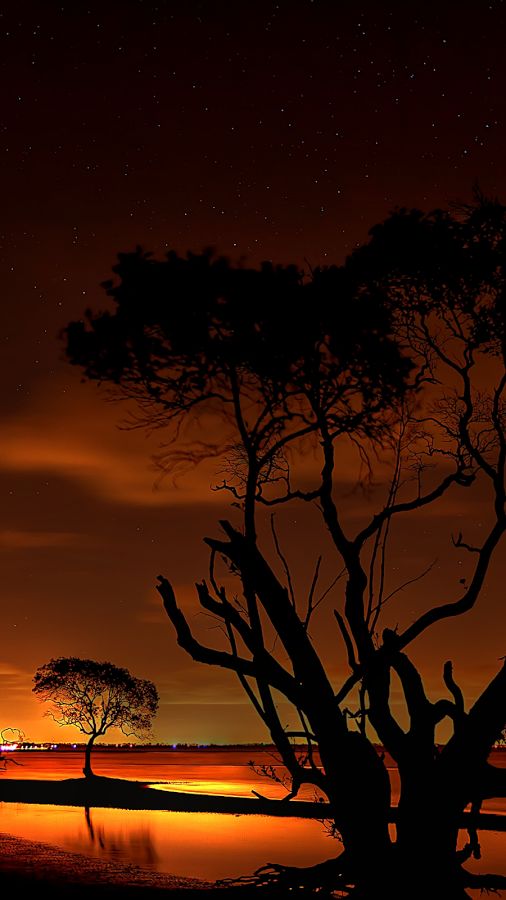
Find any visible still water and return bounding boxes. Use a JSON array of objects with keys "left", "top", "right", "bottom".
[{"left": 0, "top": 748, "right": 505, "bottom": 888}]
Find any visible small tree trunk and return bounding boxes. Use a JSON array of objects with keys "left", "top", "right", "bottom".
[{"left": 83, "top": 735, "right": 96, "bottom": 778}]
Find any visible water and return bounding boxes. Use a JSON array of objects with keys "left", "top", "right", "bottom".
[
  {"left": 0, "top": 748, "right": 336, "bottom": 880},
  {"left": 0, "top": 748, "right": 504, "bottom": 888}
]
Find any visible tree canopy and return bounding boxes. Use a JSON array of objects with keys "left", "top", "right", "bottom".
[
  {"left": 66, "top": 250, "right": 414, "bottom": 507},
  {"left": 33, "top": 657, "right": 159, "bottom": 776}
]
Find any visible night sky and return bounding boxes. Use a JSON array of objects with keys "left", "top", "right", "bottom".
[{"left": 2, "top": 0, "right": 506, "bottom": 743}]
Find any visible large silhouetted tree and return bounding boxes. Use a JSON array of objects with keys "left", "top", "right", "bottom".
[
  {"left": 33, "top": 658, "right": 159, "bottom": 777},
  {"left": 65, "top": 197, "right": 506, "bottom": 898}
]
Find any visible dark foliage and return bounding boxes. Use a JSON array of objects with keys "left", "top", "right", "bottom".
[{"left": 33, "top": 657, "right": 158, "bottom": 777}]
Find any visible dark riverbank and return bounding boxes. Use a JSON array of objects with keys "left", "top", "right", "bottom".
[
  {"left": 0, "top": 774, "right": 325, "bottom": 817},
  {"left": 0, "top": 775, "right": 505, "bottom": 833}
]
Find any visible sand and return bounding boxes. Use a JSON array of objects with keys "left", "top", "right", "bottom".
[{"left": 0, "top": 831, "right": 214, "bottom": 896}]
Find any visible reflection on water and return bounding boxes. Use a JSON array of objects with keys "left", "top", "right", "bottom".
[
  {"left": 83, "top": 806, "right": 159, "bottom": 867},
  {"left": 0, "top": 802, "right": 334, "bottom": 880},
  {"left": 0, "top": 749, "right": 337, "bottom": 879},
  {"left": 0, "top": 749, "right": 504, "bottom": 888}
]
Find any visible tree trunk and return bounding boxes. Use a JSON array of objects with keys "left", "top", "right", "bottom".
[
  {"left": 320, "top": 731, "right": 394, "bottom": 893},
  {"left": 318, "top": 754, "right": 471, "bottom": 898},
  {"left": 392, "top": 759, "right": 466, "bottom": 900},
  {"left": 83, "top": 735, "right": 96, "bottom": 778}
]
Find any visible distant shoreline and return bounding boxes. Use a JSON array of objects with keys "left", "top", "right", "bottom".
[
  {"left": 3, "top": 742, "right": 317, "bottom": 759},
  {"left": 5, "top": 742, "right": 296, "bottom": 750},
  {"left": 10, "top": 742, "right": 506, "bottom": 750}
]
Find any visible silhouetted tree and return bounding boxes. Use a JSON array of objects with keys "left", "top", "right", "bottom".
[
  {"left": 33, "top": 658, "right": 158, "bottom": 777},
  {"left": 65, "top": 197, "right": 506, "bottom": 898}
]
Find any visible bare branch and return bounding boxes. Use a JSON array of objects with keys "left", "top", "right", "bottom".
[
  {"left": 354, "top": 468, "right": 473, "bottom": 550},
  {"left": 385, "top": 640, "right": 432, "bottom": 739},
  {"left": 441, "top": 660, "right": 506, "bottom": 778},
  {"left": 398, "top": 518, "right": 506, "bottom": 650},
  {"left": 334, "top": 610, "right": 359, "bottom": 672},
  {"left": 270, "top": 515, "right": 296, "bottom": 609},
  {"left": 157, "top": 575, "right": 302, "bottom": 706},
  {"left": 303, "top": 556, "right": 322, "bottom": 628},
  {"left": 204, "top": 521, "right": 347, "bottom": 734},
  {"left": 443, "top": 661, "right": 465, "bottom": 725},
  {"left": 306, "top": 566, "right": 346, "bottom": 631},
  {"left": 369, "top": 558, "right": 438, "bottom": 622},
  {"left": 451, "top": 531, "right": 480, "bottom": 554}
]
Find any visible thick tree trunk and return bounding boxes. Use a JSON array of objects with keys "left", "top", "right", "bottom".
[
  {"left": 319, "top": 732, "right": 393, "bottom": 893},
  {"left": 389, "top": 750, "right": 475, "bottom": 900},
  {"left": 83, "top": 735, "right": 96, "bottom": 778},
  {"left": 396, "top": 788, "right": 460, "bottom": 894},
  {"left": 317, "top": 753, "right": 472, "bottom": 898}
]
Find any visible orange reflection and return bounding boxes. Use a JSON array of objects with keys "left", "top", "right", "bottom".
[
  {"left": 1, "top": 748, "right": 504, "bottom": 885},
  {"left": 0, "top": 803, "right": 334, "bottom": 881}
]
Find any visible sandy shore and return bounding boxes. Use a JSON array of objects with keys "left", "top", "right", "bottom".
[{"left": 0, "top": 832, "right": 216, "bottom": 896}]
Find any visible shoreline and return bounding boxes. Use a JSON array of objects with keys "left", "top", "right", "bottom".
[
  {"left": 0, "top": 831, "right": 215, "bottom": 895},
  {"left": 0, "top": 775, "right": 505, "bottom": 832},
  {"left": 0, "top": 832, "right": 290, "bottom": 898},
  {"left": 0, "top": 774, "right": 326, "bottom": 818}
]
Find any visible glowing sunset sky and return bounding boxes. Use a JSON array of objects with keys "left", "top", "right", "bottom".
[{"left": 2, "top": 0, "right": 506, "bottom": 743}]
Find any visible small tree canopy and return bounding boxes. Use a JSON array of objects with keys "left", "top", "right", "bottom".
[{"left": 32, "top": 657, "right": 159, "bottom": 741}]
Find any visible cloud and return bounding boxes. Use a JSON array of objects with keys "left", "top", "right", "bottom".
[
  {"left": 0, "top": 367, "right": 420, "bottom": 515},
  {"left": 0, "top": 663, "right": 26, "bottom": 677},
  {"left": 0, "top": 376, "right": 226, "bottom": 508},
  {"left": 0, "top": 372, "right": 490, "bottom": 526},
  {"left": 157, "top": 665, "right": 248, "bottom": 706},
  {"left": 0, "top": 663, "right": 33, "bottom": 697},
  {"left": 0, "top": 531, "right": 82, "bottom": 549}
]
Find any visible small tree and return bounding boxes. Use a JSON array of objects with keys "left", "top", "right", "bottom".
[{"left": 33, "top": 657, "right": 159, "bottom": 777}]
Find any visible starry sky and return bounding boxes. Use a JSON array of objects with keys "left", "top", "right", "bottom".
[{"left": 2, "top": 0, "right": 506, "bottom": 744}]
